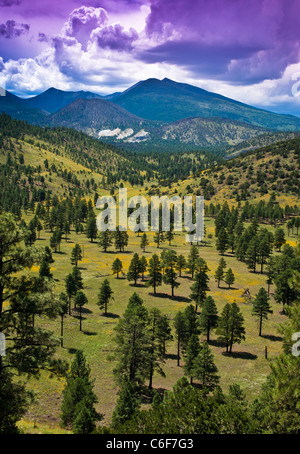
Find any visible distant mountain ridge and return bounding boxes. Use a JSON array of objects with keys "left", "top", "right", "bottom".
[{"left": 1, "top": 77, "right": 300, "bottom": 152}]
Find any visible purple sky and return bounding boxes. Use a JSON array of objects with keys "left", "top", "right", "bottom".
[{"left": 1, "top": 0, "right": 300, "bottom": 115}]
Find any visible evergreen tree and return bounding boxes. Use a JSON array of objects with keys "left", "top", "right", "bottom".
[
  {"left": 98, "top": 230, "right": 113, "bottom": 252},
  {"left": 228, "top": 303, "right": 246, "bottom": 353},
  {"left": 174, "top": 311, "right": 187, "bottom": 366},
  {"left": 199, "top": 296, "right": 219, "bottom": 342},
  {"left": 216, "top": 227, "right": 228, "bottom": 255},
  {"left": 127, "top": 253, "right": 141, "bottom": 285},
  {"left": 176, "top": 254, "right": 186, "bottom": 277},
  {"left": 184, "top": 334, "right": 201, "bottom": 384},
  {"left": 140, "top": 232, "right": 149, "bottom": 252},
  {"left": 224, "top": 268, "right": 235, "bottom": 289},
  {"left": 59, "top": 292, "right": 69, "bottom": 347},
  {"left": 146, "top": 254, "right": 162, "bottom": 295},
  {"left": 192, "top": 342, "right": 219, "bottom": 390},
  {"left": 85, "top": 212, "right": 97, "bottom": 243},
  {"left": 71, "top": 244, "right": 83, "bottom": 267},
  {"left": 39, "top": 257, "right": 52, "bottom": 279},
  {"left": 60, "top": 351, "right": 101, "bottom": 430},
  {"left": 274, "top": 228, "right": 286, "bottom": 251},
  {"left": 190, "top": 268, "right": 210, "bottom": 311},
  {"left": 112, "top": 293, "right": 150, "bottom": 387},
  {"left": 252, "top": 288, "right": 273, "bottom": 336},
  {"left": 139, "top": 256, "right": 147, "bottom": 281},
  {"left": 153, "top": 230, "right": 164, "bottom": 248},
  {"left": 186, "top": 245, "right": 199, "bottom": 278},
  {"left": 111, "top": 258, "right": 123, "bottom": 279},
  {"left": 111, "top": 377, "right": 140, "bottom": 428},
  {"left": 97, "top": 279, "right": 114, "bottom": 315},
  {"left": 75, "top": 291, "right": 88, "bottom": 331},
  {"left": 214, "top": 265, "right": 224, "bottom": 288},
  {"left": 163, "top": 250, "right": 180, "bottom": 297}
]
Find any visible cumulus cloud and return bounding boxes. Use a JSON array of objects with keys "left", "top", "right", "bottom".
[
  {"left": 62, "top": 6, "right": 108, "bottom": 50},
  {"left": 94, "top": 24, "right": 138, "bottom": 52},
  {"left": 0, "top": 19, "right": 29, "bottom": 38}
]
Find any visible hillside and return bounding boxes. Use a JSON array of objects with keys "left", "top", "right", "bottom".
[
  {"left": 23, "top": 87, "right": 104, "bottom": 114},
  {"left": 113, "top": 78, "right": 300, "bottom": 130}
]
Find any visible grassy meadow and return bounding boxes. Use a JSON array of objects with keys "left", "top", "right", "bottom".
[{"left": 17, "top": 209, "right": 297, "bottom": 433}]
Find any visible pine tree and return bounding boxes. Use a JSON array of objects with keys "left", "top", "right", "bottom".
[
  {"left": 184, "top": 334, "right": 201, "bottom": 384},
  {"left": 216, "top": 303, "right": 232, "bottom": 353},
  {"left": 111, "top": 377, "right": 140, "bottom": 428},
  {"left": 176, "top": 254, "right": 186, "bottom": 277},
  {"left": 127, "top": 253, "right": 141, "bottom": 285},
  {"left": 228, "top": 302, "right": 246, "bottom": 353},
  {"left": 183, "top": 304, "right": 200, "bottom": 350},
  {"left": 190, "top": 268, "right": 209, "bottom": 311},
  {"left": 59, "top": 293, "right": 69, "bottom": 347},
  {"left": 192, "top": 342, "right": 219, "bottom": 390},
  {"left": 154, "top": 230, "right": 164, "bottom": 248},
  {"left": 252, "top": 288, "right": 273, "bottom": 336},
  {"left": 111, "top": 258, "right": 123, "bottom": 278},
  {"left": 60, "top": 351, "right": 101, "bottom": 430},
  {"left": 146, "top": 254, "right": 162, "bottom": 295},
  {"left": 97, "top": 279, "right": 114, "bottom": 315},
  {"left": 71, "top": 244, "right": 82, "bottom": 267},
  {"left": 174, "top": 311, "right": 187, "bottom": 366},
  {"left": 114, "top": 227, "right": 129, "bottom": 252},
  {"left": 163, "top": 250, "right": 180, "bottom": 297},
  {"left": 199, "top": 296, "right": 219, "bottom": 342},
  {"left": 214, "top": 265, "right": 224, "bottom": 288},
  {"left": 274, "top": 228, "right": 286, "bottom": 251},
  {"left": 98, "top": 230, "right": 113, "bottom": 252},
  {"left": 85, "top": 212, "right": 97, "bottom": 243},
  {"left": 112, "top": 293, "right": 150, "bottom": 386},
  {"left": 216, "top": 227, "right": 228, "bottom": 255},
  {"left": 75, "top": 291, "right": 88, "bottom": 331},
  {"left": 187, "top": 245, "right": 199, "bottom": 278},
  {"left": 147, "top": 308, "right": 168, "bottom": 389},
  {"left": 224, "top": 268, "right": 235, "bottom": 289},
  {"left": 139, "top": 256, "right": 147, "bottom": 281},
  {"left": 140, "top": 232, "right": 149, "bottom": 252},
  {"left": 39, "top": 257, "right": 52, "bottom": 279},
  {"left": 65, "top": 273, "right": 77, "bottom": 315}
]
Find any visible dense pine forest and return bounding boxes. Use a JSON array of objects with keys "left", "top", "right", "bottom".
[{"left": 0, "top": 115, "right": 299, "bottom": 435}]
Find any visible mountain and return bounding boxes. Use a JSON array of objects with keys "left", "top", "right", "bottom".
[
  {"left": 22, "top": 87, "right": 103, "bottom": 114},
  {"left": 0, "top": 89, "right": 48, "bottom": 123},
  {"left": 44, "top": 98, "right": 269, "bottom": 152},
  {"left": 45, "top": 98, "right": 157, "bottom": 142},
  {"left": 113, "top": 78, "right": 300, "bottom": 131},
  {"left": 2, "top": 78, "right": 300, "bottom": 153}
]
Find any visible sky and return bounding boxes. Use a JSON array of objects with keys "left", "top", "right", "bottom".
[{"left": 1, "top": 0, "right": 300, "bottom": 115}]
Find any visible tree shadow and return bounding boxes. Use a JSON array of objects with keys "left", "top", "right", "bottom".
[
  {"left": 165, "top": 353, "right": 178, "bottom": 361},
  {"left": 67, "top": 348, "right": 78, "bottom": 354},
  {"left": 102, "top": 312, "right": 120, "bottom": 319},
  {"left": 82, "top": 331, "right": 97, "bottom": 336},
  {"left": 73, "top": 307, "right": 93, "bottom": 314},
  {"left": 208, "top": 339, "right": 227, "bottom": 348},
  {"left": 261, "top": 334, "right": 283, "bottom": 342},
  {"left": 150, "top": 292, "right": 191, "bottom": 303},
  {"left": 129, "top": 282, "right": 146, "bottom": 288},
  {"left": 222, "top": 351, "right": 257, "bottom": 360}
]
